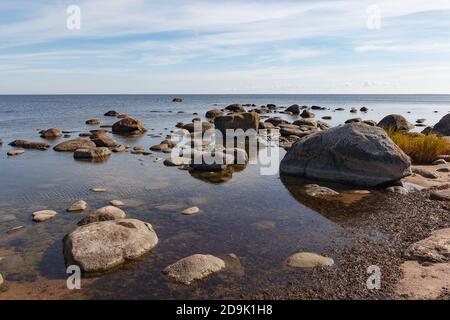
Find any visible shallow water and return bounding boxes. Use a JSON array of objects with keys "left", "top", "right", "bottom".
[{"left": 0, "top": 94, "right": 449, "bottom": 299}]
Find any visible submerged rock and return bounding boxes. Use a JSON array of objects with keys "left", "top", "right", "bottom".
[
  {"left": 78, "top": 205, "right": 126, "bottom": 226},
  {"left": 304, "top": 184, "right": 339, "bottom": 197},
  {"left": 110, "top": 200, "right": 124, "bottom": 206},
  {"left": 162, "top": 254, "right": 225, "bottom": 285},
  {"left": 9, "top": 140, "right": 49, "bottom": 150},
  {"left": 286, "top": 252, "right": 334, "bottom": 268},
  {"left": 40, "top": 128, "right": 62, "bottom": 139},
  {"left": 85, "top": 119, "right": 101, "bottom": 125},
  {"left": 378, "top": 114, "right": 413, "bottom": 131},
  {"left": 73, "top": 147, "right": 111, "bottom": 159},
  {"left": 67, "top": 200, "right": 87, "bottom": 212},
  {"left": 63, "top": 219, "right": 158, "bottom": 272},
  {"left": 32, "top": 210, "right": 57, "bottom": 222},
  {"left": 280, "top": 123, "right": 412, "bottom": 187},
  {"left": 54, "top": 139, "right": 96, "bottom": 152}
]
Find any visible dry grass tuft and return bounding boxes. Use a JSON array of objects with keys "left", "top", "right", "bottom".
[{"left": 386, "top": 129, "right": 450, "bottom": 164}]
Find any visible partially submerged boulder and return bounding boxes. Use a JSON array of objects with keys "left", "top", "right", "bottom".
[
  {"left": 73, "top": 147, "right": 111, "bottom": 160},
  {"left": 280, "top": 123, "right": 412, "bottom": 187},
  {"left": 112, "top": 117, "right": 147, "bottom": 134},
  {"left": 378, "top": 114, "right": 413, "bottom": 131},
  {"left": 78, "top": 205, "right": 126, "bottom": 226},
  {"left": 54, "top": 139, "right": 96, "bottom": 152},
  {"left": 40, "top": 128, "right": 62, "bottom": 139},
  {"left": 214, "top": 112, "right": 260, "bottom": 135},
  {"left": 63, "top": 219, "right": 158, "bottom": 272}
]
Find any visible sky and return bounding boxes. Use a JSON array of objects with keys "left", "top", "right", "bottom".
[{"left": 1, "top": 0, "right": 450, "bottom": 94}]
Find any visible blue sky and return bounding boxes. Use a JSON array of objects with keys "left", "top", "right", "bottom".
[{"left": 1, "top": 0, "right": 450, "bottom": 94}]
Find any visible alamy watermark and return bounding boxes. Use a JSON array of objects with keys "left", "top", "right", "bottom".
[
  {"left": 66, "top": 5, "right": 81, "bottom": 30},
  {"left": 366, "top": 265, "right": 381, "bottom": 290},
  {"left": 66, "top": 265, "right": 81, "bottom": 290}
]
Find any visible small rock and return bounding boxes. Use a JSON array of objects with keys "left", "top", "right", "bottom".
[
  {"left": 32, "top": 210, "right": 57, "bottom": 222},
  {"left": 412, "top": 168, "right": 439, "bottom": 179},
  {"left": 7, "top": 149, "right": 25, "bottom": 156},
  {"left": 67, "top": 200, "right": 87, "bottom": 212},
  {"left": 163, "top": 254, "right": 225, "bottom": 285},
  {"left": 181, "top": 207, "right": 200, "bottom": 215},
  {"left": 9, "top": 140, "right": 49, "bottom": 150},
  {"left": 386, "top": 186, "right": 408, "bottom": 194},
  {"left": 85, "top": 119, "right": 101, "bottom": 125},
  {"left": 112, "top": 145, "right": 126, "bottom": 153},
  {"left": 110, "top": 200, "right": 124, "bottom": 206},
  {"left": 90, "top": 187, "right": 106, "bottom": 192},
  {"left": 304, "top": 184, "right": 339, "bottom": 197},
  {"left": 164, "top": 157, "right": 191, "bottom": 167},
  {"left": 286, "top": 252, "right": 334, "bottom": 268},
  {"left": 7, "top": 226, "right": 25, "bottom": 233},
  {"left": 74, "top": 147, "right": 111, "bottom": 159},
  {"left": 0, "top": 273, "right": 3, "bottom": 287},
  {"left": 40, "top": 128, "right": 62, "bottom": 138},
  {"left": 432, "top": 159, "right": 447, "bottom": 165}
]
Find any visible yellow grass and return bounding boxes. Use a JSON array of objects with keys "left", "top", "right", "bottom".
[{"left": 386, "top": 129, "right": 450, "bottom": 164}]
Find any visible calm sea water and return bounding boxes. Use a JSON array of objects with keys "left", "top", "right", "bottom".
[{"left": 0, "top": 94, "right": 449, "bottom": 299}]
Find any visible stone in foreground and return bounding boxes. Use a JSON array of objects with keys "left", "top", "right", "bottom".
[
  {"left": 405, "top": 228, "right": 450, "bottom": 263},
  {"left": 32, "top": 210, "right": 57, "bottom": 222},
  {"left": 396, "top": 260, "right": 450, "bottom": 299},
  {"left": 163, "top": 254, "right": 225, "bottom": 285},
  {"left": 78, "top": 205, "right": 126, "bottom": 226},
  {"left": 280, "top": 123, "right": 412, "bottom": 187},
  {"left": 63, "top": 219, "right": 158, "bottom": 272},
  {"left": 286, "top": 252, "right": 334, "bottom": 268}
]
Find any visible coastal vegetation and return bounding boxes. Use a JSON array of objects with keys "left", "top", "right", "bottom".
[{"left": 386, "top": 129, "right": 450, "bottom": 164}]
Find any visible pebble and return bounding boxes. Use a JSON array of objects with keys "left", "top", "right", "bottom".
[
  {"left": 90, "top": 187, "right": 106, "bottom": 192},
  {"left": 286, "top": 252, "right": 334, "bottom": 268},
  {"left": 7, "top": 225, "right": 25, "bottom": 233}
]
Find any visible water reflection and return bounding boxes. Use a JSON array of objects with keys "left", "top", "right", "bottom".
[{"left": 188, "top": 164, "right": 246, "bottom": 184}]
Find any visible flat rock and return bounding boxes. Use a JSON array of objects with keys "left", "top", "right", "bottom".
[
  {"left": 7, "top": 149, "right": 25, "bottom": 156},
  {"left": 430, "top": 189, "right": 450, "bottom": 201},
  {"left": 78, "top": 205, "right": 126, "bottom": 226},
  {"left": 32, "top": 210, "right": 57, "bottom": 222},
  {"left": 54, "top": 139, "right": 96, "bottom": 152},
  {"left": 67, "top": 200, "right": 87, "bottom": 212},
  {"left": 163, "top": 254, "right": 225, "bottom": 285},
  {"left": 63, "top": 219, "right": 158, "bottom": 272},
  {"left": 412, "top": 167, "right": 439, "bottom": 179},
  {"left": 405, "top": 228, "right": 450, "bottom": 263},
  {"left": 304, "top": 184, "right": 339, "bottom": 197},
  {"left": 396, "top": 260, "right": 450, "bottom": 299},
  {"left": 9, "top": 140, "right": 49, "bottom": 150},
  {"left": 164, "top": 157, "right": 191, "bottom": 167},
  {"left": 286, "top": 252, "right": 334, "bottom": 268}
]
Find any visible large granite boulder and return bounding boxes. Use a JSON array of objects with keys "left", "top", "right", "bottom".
[
  {"left": 378, "top": 114, "right": 413, "bottom": 131},
  {"left": 432, "top": 114, "right": 450, "bottom": 136},
  {"left": 63, "top": 219, "right": 158, "bottom": 272},
  {"left": 112, "top": 117, "right": 147, "bottom": 134},
  {"left": 54, "top": 139, "right": 96, "bottom": 152},
  {"left": 214, "top": 112, "right": 260, "bottom": 135},
  {"left": 280, "top": 123, "right": 412, "bottom": 187}
]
